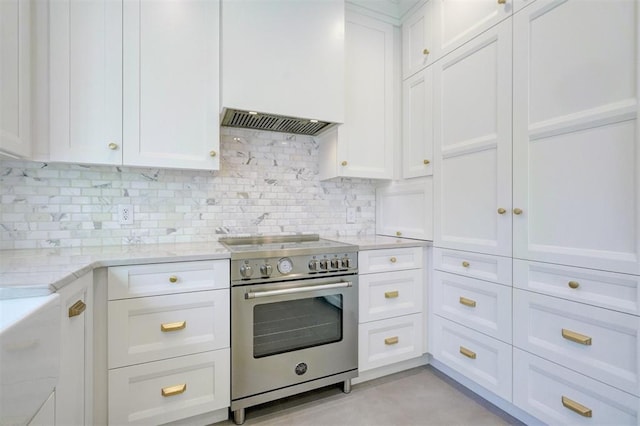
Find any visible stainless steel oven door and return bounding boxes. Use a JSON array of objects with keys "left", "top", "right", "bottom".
[{"left": 231, "top": 275, "right": 358, "bottom": 401}]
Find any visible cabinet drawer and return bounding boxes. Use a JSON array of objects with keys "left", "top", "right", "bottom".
[
  {"left": 514, "top": 348, "right": 640, "bottom": 425},
  {"left": 359, "top": 269, "right": 423, "bottom": 322},
  {"left": 433, "top": 271, "right": 512, "bottom": 343},
  {"left": 514, "top": 259, "right": 640, "bottom": 315},
  {"left": 108, "top": 290, "right": 229, "bottom": 368},
  {"left": 108, "top": 349, "right": 230, "bottom": 425},
  {"left": 358, "top": 313, "right": 423, "bottom": 372},
  {"left": 430, "top": 316, "right": 512, "bottom": 401},
  {"left": 358, "top": 247, "right": 423, "bottom": 274},
  {"left": 513, "top": 289, "right": 640, "bottom": 396},
  {"left": 108, "top": 260, "right": 229, "bottom": 300},
  {"left": 433, "top": 248, "right": 511, "bottom": 286}
]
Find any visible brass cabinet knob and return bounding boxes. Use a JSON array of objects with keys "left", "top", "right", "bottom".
[
  {"left": 341, "top": 161, "right": 348, "bottom": 166},
  {"left": 169, "top": 275, "right": 178, "bottom": 283},
  {"left": 390, "top": 256, "right": 397, "bottom": 263},
  {"left": 498, "top": 0, "right": 506, "bottom": 4},
  {"left": 513, "top": 208, "right": 523, "bottom": 215},
  {"left": 68, "top": 300, "right": 86, "bottom": 318},
  {"left": 423, "top": 48, "right": 430, "bottom": 55},
  {"left": 108, "top": 142, "right": 118, "bottom": 150},
  {"left": 423, "top": 159, "right": 430, "bottom": 165},
  {"left": 396, "top": 231, "right": 402, "bottom": 236},
  {"left": 568, "top": 281, "right": 580, "bottom": 289},
  {"left": 497, "top": 208, "right": 506, "bottom": 214},
  {"left": 209, "top": 150, "right": 217, "bottom": 157},
  {"left": 462, "top": 261, "right": 470, "bottom": 268}
]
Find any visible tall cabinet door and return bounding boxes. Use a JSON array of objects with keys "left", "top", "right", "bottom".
[
  {"left": 402, "top": 1, "right": 433, "bottom": 79},
  {"left": 434, "top": 19, "right": 512, "bottom": 257},
  {"left": 123, "top": 0, "right": 220, "bottom": 170},
  {"left": 402, "top": 67, "right": 433, "bottom": 179},
  {"left": 49, "top": 0, "right": 122, "bottom": 165},
  {"left": 513, "top": 0, "right": 640, "bottom": 275}
]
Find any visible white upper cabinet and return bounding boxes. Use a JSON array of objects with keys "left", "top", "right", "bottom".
[
  {"left": 221, "top": 0, "right": 344, "bottom": 124},
  {"left": 402, "top": 1, "right": 433, "bottom": 80},
  {"left": 402, "top": 67, "right": 433, "bottom": 178},
  {"left": 434, "top": 19, "right": 512, "bottom": 257},
  {"left": 512, "top": 0, "right": 640, "bottom": 275},
  {"left": 49, "top": 0, "right": 220, "bottom": 170},
  {"left": 318, "top": 10, "right": 396, "bottom": 180},
  {"left": 376, "top": 177, "right": 433, "bottom": 240},
  {"left": 0, "top": 0, "right": 31, "bottom": 159}
]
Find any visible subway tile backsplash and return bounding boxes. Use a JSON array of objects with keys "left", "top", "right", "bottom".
[{"left": 0, "top": 128, "right": 377, "bottom": 249}]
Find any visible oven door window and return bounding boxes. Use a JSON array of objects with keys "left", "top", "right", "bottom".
[{"left": 253, "top": 294, "right": 343, "bottom": 358}]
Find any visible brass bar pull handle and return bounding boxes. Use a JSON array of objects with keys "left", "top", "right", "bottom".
[
  {"left": 459, "top": 346, "right": 477, "bottom": 359},
  {"left": 390, "top": 256, "right": 397, "bottom": 263},
  {"left": 161, "top": 321, "right": 187, "bottom": 332},
  {"left": 385, "top": 290, "right": 399, "bottom": 299},
  {"left": 385, "top": 336, "right": 399, "bottom": 345},
  {"left": 161, "top": 383, "right": 187, "bottom": 397},
  {"left": 169, "top": 275, "right": 178, "bottom": 283},
  {"left": 561, "top": 396, "right": 592, "bottom": 418},
  {"left": 568, "top": 281, "right": 580, "bottom": 289},
  {"left": 459, "top": 297, "right": 477, "bottom": 308},
  {"left": 562, "top": 328, "right": 592, "bottom": 345},
  {"left": 69, "top": 300, "right": 86, "bottom": 318},
  {"left": 498, "top": 0, "right": 507, "bottom": 4}
]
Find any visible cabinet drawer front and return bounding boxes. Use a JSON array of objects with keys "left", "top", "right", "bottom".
[
  {"left": 513, "top": 289, "right": 640, "bottom": 396},
  {"left": 433, "top": 271, "right": 512, "bottom": 343},
  {"left": 514, "top": 348, "right": 640, "bottom": 425},
  {"left": 358, "top": 247, "right": 423, "bottom": 274},
  {"left": 514, "top": 259, "right": 640, "bottom": 315},
  {"left": 358, "top": 313, "right": 424, "bottom": 372},
  {"left": 108, "top": 260, "right": 229, "bottom": 300},
  {"left": 359, "top": 269, "right": 423, "bottom": 322},
  {"left": 108, "top": 350, "right": 230, "bottom": 425},
  {"left": 108, "top": 290, "right": 229, "bottom": 368},
  {"left": 431, "top": 316, "right": 512, "bottom": 401},
  {"left": 433, "top": 248, "right": 511, "bottom": 286}
]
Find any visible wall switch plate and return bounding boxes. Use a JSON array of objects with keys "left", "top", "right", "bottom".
[
  {"left": 346, "top": 207, "right": 356, "bottom": 224},
  {"left": 118, "top": 204, "right": 134, "bottom": 225}
]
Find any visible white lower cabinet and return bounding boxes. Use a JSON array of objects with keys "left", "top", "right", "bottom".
[
  {"left": 359, "top": 313, "right": 423, "bottom": 371},
  {"left": 430, "top": 315, "right": 512, "bottom": 401},
  {"left": 514, "top": 348, "right": 640, "bottom": 425}
]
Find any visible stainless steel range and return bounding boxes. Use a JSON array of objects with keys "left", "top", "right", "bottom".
[{"left": 219, "top": 234, "right": 359, "bottom": 425}]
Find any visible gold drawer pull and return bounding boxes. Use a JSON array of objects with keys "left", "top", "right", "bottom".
[
  {"left": 169, "top": 275, "right": 178, "bottom": 283},
  {"left": 385, "top": 290, "right": 399, "bottom": 299},
  {"left": 562, "top": 396, "right": 592, "bottom": 418},
  {"left": 161, "top": 321, "right": 186, "bottom": 332},
  {"left": 568, "top": 281, "right": 580, "bottom": 289},
  {"left": 390, "top": 257, "right": 397, "bottom": 263},
  {"left": 462, "top": 261, "right": 470, "bottom": 268},
  {"left": 161, "top": 383, "right": 187, "bottom": 397},
  {"left": 459, "top": 297, "right": 476, "bottom": 308},
  {"left": 459, "top": 346, "right": 476, "bottom": 359},
  {"left": 385, "top": 336, "right": 399, "bottom": 345},
  {"left": 68, "top": 300, "right": 86, "bottom": 318},
  {"left": 562, "top": 328, "right": 592, "bottom": 345}
]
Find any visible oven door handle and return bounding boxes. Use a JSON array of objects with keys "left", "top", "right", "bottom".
[{"left": 245, "top": 281, "right": 353, "bottom": 299}]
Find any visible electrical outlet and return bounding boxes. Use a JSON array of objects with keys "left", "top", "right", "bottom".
[
  {"left": 118, "top": 204, "right": 134, "bottom": 225},
  {"left": 346, "top": 207, "right": 356, "bottom": 224}
]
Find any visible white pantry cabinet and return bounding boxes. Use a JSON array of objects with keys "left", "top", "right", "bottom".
[
  {"left": 0, "top": 0, "right": 31, "bottom": 158},
  {"left": 433, "top": 19, "right": 512, "bottom": 257},
  {"left": 402, "top": 68, "right": 433, "bottom": 179},
  {"left": 56, "top": 272, "right": 93, "bottom": 426},
  {"left": 49, "top": 0, "right": 220, "bottom": 170},
  {"left": 376, "top": 177, "right": 433, "bottom": 240},
  {"left": 318, "top": 10, "right": 396, "bottom": 180},
  {"left": 512, "top": 0, "right": 640, "bottom": 275}
]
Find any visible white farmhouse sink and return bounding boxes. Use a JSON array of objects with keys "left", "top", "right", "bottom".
[{"left": 0, "top": 294, "right": 60, "bottom": 425}]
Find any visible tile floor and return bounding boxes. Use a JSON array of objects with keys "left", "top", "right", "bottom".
[{"left": 222, "top": 366, "right": 524, "bottom": 425}]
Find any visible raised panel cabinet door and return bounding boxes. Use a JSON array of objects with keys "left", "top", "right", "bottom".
[
  {"left": 402, "top": 68, "right": 434, "bottom": 179},
  {"left": 402, "top": 1, "right": 433, "bottom": 79},
  {"left": 49, "top": 0, "right": 122, "bottom": 164},
  {"left": 123, "top": 0, "right": 220, "bottom": 170},
  {"left": 513, "top": 0, "right": 640, "bottom": 275},
  {"left": 0, "top": 0, "right": 31, "bottom": 158},
  {"left": 434, "top": 19, "right": 512, "bottom": 257},
  {"left": 432, "top": 0, "right": 511, "bottom": 60}
]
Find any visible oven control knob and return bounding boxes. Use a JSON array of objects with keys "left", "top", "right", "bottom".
[
  {"left": 260, "top": 264, "right": 273, "bottom": 277},
  {"left": 308, "top": 260, "right": 321, "bottom": 271},
  {"left": 331, "top": 258, "right": 342, "bottom": 269},
  {"left": 240, "top": 264, "right": 253, "bottom": 278},
  {"left": 319, "top": 259, "right": 329, "bottom": 270},
  {"left": 343, "top": 257, "right": 353, "bottom": 268}
]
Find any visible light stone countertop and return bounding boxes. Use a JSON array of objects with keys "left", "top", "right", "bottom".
[{"left": 0, "top": 236, "right": 430, "bottom": 298}]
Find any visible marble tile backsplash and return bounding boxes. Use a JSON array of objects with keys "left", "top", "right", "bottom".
[{"left": 0, "top": 128, "right": 377, "bottom": 249}]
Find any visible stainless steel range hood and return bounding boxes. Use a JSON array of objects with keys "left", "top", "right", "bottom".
[{"left": 220, "top": 108, "right": 337, "bottom": 136}]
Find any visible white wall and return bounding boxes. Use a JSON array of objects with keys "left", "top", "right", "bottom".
[{"left": 0, "top": 127, "right": 377, "bottom": 249}]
